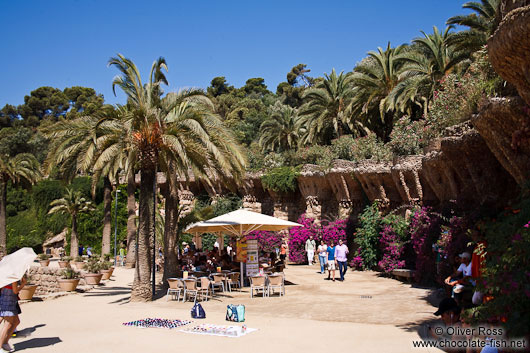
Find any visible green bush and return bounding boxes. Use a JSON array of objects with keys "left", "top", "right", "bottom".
[
  {"left": 292, "top": 145, "right": 336, "bottom": 168},
  {"left": 353, "top": 202, "right": 382, "bottom": 270},
  {"left": 261, "top": 166, "right": 300, "bottom": 193},
  {"left": 388, "top": 116, "right": 429, "bottom": 156},
  {"left": 349, "top": 134, "right": 392, "bottom": 162}
]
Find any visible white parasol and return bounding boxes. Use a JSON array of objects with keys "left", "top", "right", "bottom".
[
  {"left": 185, "top": 209, "right": 301, "bottom": 284},
  {"left": 0, "top": 247, "right": 37, "bottom": 288}
]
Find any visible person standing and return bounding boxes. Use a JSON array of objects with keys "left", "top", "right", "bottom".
[
  {"left": 119, "top": 245, "right": 126, "bottom": 266},
  {"left": 317, "top": 240, "right": 328, "bottom": 274},
  {"left": 0, "top": 277, "right": 26, "bottom": 352},
  {"left": 335, "top": 239, "right": 349, "bottom": 281},
  {"left": 305, "top": 235, "right": 316, "bottom": 266},
  {"left": 279, "top": 241, "right": 287, "bottom": 262},
  {"left": 327, "top": 241, "right": 336, "bottom": 281}
]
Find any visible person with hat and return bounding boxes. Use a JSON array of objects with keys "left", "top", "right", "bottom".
[{"left": 444, "top": 252, "right": 474, "bottom": 304}]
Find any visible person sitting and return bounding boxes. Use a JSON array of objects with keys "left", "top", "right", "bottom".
[{"left": 445, "top": 252, "right": 474, "bottom": 305}]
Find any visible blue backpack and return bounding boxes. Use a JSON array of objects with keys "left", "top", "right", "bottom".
[
  {"left": 226, "top": 304, "right": 245, "bottom": 322},
  {"left": 191, "top": 302, "right": 206, "bottom": 319}
]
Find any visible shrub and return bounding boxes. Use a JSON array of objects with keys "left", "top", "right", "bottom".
[
  {"left": 287, "top": 214, "right": 319, "bottom": 263},
  {"left": 349, "top": 134, "right": 392, "bottom": 162},
  {"left": 353, "top": 202, "right": 382, "bottom": 270},
  {"left": 62, "top": 268, "right": 79, "bottom": 279},
  {"left": 247, "top": 231, "right": 283, "bottom": 253},
  {"left": 292, "top": 145, "right": 336, "bottom": 168},
  {"left": 38, "top": 253, "right": 51, "bottom": 260},
  {"left": 261, "top": 166, "right": 300, "bottom": 193},
  {"left": 85, "top": 258, "right": 101, "bottom": 273},
  {"left": 377, "top": 214, "right": 409, "bottom": 273},
  {"left": 409, "top": 207, "right": 442, "bottom": 283},
  {"left": 331, "top": 135, "right": 356, "bottom": 160},
  {"left": 388, "top": 116, "right": 430, "bottom": 156}
]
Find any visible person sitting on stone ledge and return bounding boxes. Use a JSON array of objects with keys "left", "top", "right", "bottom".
[{"left": 444, "top": 252, "right": 474, "bottom": 306}]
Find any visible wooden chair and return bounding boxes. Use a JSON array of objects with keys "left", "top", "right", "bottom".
[
  {"left": 267, "top": 273, "right": 285, "bottom": 297},
  {"left": 250, "top": 275, "right": 268, "bottom": 298},
  {"left": 198, "top": 277, "right": 211, "bottom": 301},
  {"left": 183, "top": 278, "right": 198, "bottom": 303}
]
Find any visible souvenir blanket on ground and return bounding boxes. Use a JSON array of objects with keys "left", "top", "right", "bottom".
[
  {"left": 180, "top": 324, "right": 257, "bottom": 338},
  {"left": 123, "top": 318, "right": 192, "bottom": 329}
]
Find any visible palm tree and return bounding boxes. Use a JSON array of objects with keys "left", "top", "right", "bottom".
[
  {"left": 41, "top": 108, "right": 117, "bottom": 257},
  {"left": 108, "top": 54, "right": 246, "bottom": 301},
  {"left": 259, "top": 103, "right": 299, "bottom": 152},
  {"left": 446, "top": 0, "right": 500, "bottom": 53},
  {"left": 48, "top": 188, "right": 95, "bottom": 257},
  {"left": 0, "top": 153, "right": 41, "bottom": 258},
  {"left": 349, "top": 43, "right": 405, "bottom": 141},
  {"left": 297, "top": 69, "right": 358, "bottom": 145},
  {"left": 390, "top": 26, "right": 469, "bottom": 117}
]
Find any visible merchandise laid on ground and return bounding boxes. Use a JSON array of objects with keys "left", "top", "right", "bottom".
[
  {"left": 123, "top": 318, "right": 192, "bottom": 329},
  {"left": 180, "top": 324, "right": 257, "bottom": 338}
]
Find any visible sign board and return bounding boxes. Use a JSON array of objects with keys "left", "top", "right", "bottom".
[
  {"left": 246, "top": 239, "right": 259, "bottom": 277},
  {"left": 236, "top": 237, "right": 247, "bottom": 263}
]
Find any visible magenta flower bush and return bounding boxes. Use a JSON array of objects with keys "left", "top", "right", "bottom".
[
  {"left": 287, "top": 214, "right": 347, "bottom": 263},
  {"left": 247, "top": 230, "right": 283, "bottom": 253},
  {"left": 409, "top": 207, "right": 442, "bottom": 283},
  {"left": 378, "top": 224, "right": 406, "bottom": 273}
]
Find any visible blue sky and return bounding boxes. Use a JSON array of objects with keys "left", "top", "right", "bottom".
[{"left": 0, "top": 1, "right": 465, "bottom": 106}]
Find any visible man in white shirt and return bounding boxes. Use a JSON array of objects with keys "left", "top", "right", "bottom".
[
  {"left": 445, "top": 252, "right": 474, "bottom": 303},
  {"left": 305, "top": 236, "right": 316, "bottom": 266}
]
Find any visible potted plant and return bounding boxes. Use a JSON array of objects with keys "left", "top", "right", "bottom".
[
  {"left": 18, "top": 275, "right": 38, "bottom": 300},
  {"left": 84, "top": 258, "right": 103, "bottom": 285},
  {"left": 58, "top": 256, "right": 72, "bottom": 268},
  {"left": 58, "top": 268, "right": 80, "bottom": 292},
  {"left": 38, "top": 253, "right": 51, "bottom": 267},
  {"left": 74, "top": 255, "right": 86, "bottom": 270},
  {"left": 99, "top": 261, "right": 114, "bottom": 280}
]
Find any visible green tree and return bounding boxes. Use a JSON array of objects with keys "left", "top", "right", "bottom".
[
  {"left": 446, "top": 0, "right": 500, "bottom": 53},
  {"left": 48, "top": 188, "right": 95, "bottom": 257},
  {"left": 206, "top": 77, "right": 234, "bottom": 97},
  {"left": 109, "top": 54, "right": 246, "bottom": 300},
  {"left": 241, "top": 78, "right": 270, "bottom": 97},
  {"left": 259, "top": 103, "right": 299, "bottom": 152},
  {"left": 0, "top": 153, "right": 41, "bottom": 257},
  {"left": 350, "top": 43, "right": 405, "bottom": 141},
  {"left": 18, "top": 87, "right": 70, "bottom": 126},
  {"left": 297, "top": 69, "right": 359, "bottom": 145}
]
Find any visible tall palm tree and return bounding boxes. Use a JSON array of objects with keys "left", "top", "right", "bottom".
[
  {"left": 0, "top": 153, "right": 41, "bottom": 258},
  {"left": 108, "top": 54, "right": 246, "bottom": 301},
  {"left": 446, "top": 0, "right": 500, "bottom": 53},
  {"left": 48, "top": 188, "right": 95, "bottom": 257},
  {"left": 259, "top": 103, "right": 299, "bottom": 152},
  {"left": 297, "top": 69, "right": 358, "bottom": 145},
  {"left": 390, "top": 26, "right": 469, "bottom": 117},
  {"left": 349, "top": 43, "right": 405, "bottom": 141}
]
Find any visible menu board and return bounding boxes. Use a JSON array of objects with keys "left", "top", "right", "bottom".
[
  {"left": 236, "top": 237, "right": 247, "bottom": 263},
  {"left": 246, "top": 239, "right": 259, "bottom": 277}
]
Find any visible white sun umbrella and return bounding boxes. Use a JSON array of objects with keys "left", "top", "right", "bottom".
[
  {"left": 185, "top": 209, "right": 301, "bottom": 284},
  {"left": 0, "top": 247, "right": 37, "bottom": 288}
]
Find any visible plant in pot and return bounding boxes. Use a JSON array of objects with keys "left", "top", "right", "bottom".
[
  {"left": 99, "top": 261, "right": 114, "bottom": 280},
  {"left": 38, "top": 254, "right": 51, "bottom": 267},
  {"left": 74, "top": 255, "right": 86, "bottom": 270},
  {"left": 84, "top": 258, "right": 103, "bottom": 285},
  {"left": 58, "top": 268, "right": 80, "bottom": 292},
  {"left": 18, "top": 274, "right": 38, "bottom": 300},
  {"left": 58, "top": 256, "right": 72, "bottom": 268}
]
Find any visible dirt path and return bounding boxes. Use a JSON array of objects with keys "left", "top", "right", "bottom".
[{"left": 13, "top": 264, "right": 442, "bottom": 353}]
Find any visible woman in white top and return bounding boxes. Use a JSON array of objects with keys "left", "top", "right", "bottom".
[{"left": 317, "top": 241, "right": 328, "bottom": 274}]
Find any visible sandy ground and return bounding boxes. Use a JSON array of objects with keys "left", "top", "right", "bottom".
[{"left": 12, "top": 263, "right": 443, "bottom": 353}]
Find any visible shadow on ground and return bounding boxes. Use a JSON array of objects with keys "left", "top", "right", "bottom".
[
  {"left": 14, "top": 337, "right": 61, "bottom": 351},
  {"left": 16, "top": 324, "right": 46, "bottom": 337}
]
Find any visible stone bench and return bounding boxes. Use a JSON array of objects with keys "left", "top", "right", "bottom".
[{"left": 391, "top": 269, "right": 416, "bottom": 283}]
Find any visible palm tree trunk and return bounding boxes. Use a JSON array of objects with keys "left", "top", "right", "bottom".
[
  {"left": 126, "top": 171, "right": 137, "bottom": 267},
  {"left": 163, "top": 168, "right": 179, "bottom": 284},
  {"left": 131, "top": 168, "right": 154, "bottom": 302},
  {"left": 70, "top": 214, "right": 79, "bottom": 257},
  {"left": 101, "top": 177, "right": 112, "bottom": 256},
  {"left": 0, "top": 179, "right": 7, "bottom": 259}
]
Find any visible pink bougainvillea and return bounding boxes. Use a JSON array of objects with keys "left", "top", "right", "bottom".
[
  {"left": 409, "top": 207, "right": 442, "bottom": 283},
  {"left": 288, "top": 214, "right": 347, "bottom": 264},
  {"left": 378, "top": 224, "right": 406, "bottom": 273},
  {"left": 246, "top": 230, "right": 283, "bottom": 253}
]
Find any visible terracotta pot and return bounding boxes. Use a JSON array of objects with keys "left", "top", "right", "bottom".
[
  {"left": 84, "top": 273, "right": 103, "bottom": 285},
  {"left": 58, "top": 278, "right": 80, "bottom": 292},
  {"left": 74, "top": 262, "right": 86, "bottom": 270},
  {"left": 58, "top": 261, "right": 69, "bottom": 268},
  {"left": 39, "top": 260, "right": 50, "bottom": 267},
  {"left": 19, "top": 284, "right": 37, "bottom": 300},
  {"left": 99, "top": 268, "right": 114, "bottom": 280}
]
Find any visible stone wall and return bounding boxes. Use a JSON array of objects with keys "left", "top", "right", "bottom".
[{"left": 28, "top": 266, "right": 86, "bottom": 295}]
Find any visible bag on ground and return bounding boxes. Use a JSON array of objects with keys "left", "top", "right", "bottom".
[
  {"left": 191, "top": 302, "right": 206, "bottom": 319},
  {"left": 226, "top": 304, "right": 245, "bottom": 322}
]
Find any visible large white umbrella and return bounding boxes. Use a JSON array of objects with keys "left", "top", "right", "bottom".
[
  {"left": 185, "top": 209, "right": 301, "bottom": 284},
  {"left": 0, "top": 247, "right": 37, "bottom": 288}
]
